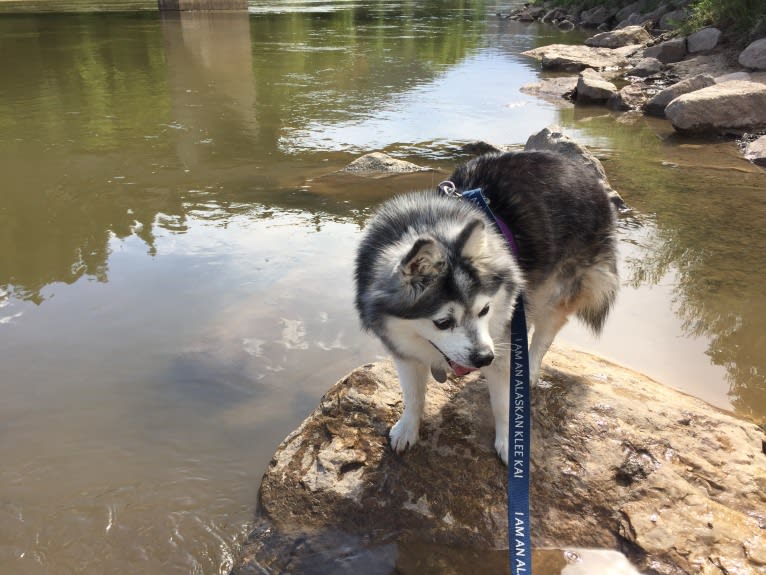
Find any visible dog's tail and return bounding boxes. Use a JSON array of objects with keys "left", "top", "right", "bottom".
[{"left": 575, "top": 261, "right": 619, "bottom": 335}]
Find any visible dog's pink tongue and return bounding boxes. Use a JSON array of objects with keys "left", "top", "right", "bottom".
[{"left": 449, "top": 360, "right": 477, "bottom": 377}]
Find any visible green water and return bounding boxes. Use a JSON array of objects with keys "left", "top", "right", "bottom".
[{"left": 1, "top": 2, "right": 765, "bottom": 573}]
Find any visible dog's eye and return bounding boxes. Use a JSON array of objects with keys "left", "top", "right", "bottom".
[
  {"left": 433, "top": 318, "right": 454, "bottom": 330},
  {"left": 478, "top": 303, "right": 490, "bottom": 317}
]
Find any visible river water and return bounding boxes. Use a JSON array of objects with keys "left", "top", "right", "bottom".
[{"left": 0, "top": 1, "right": 765, "bottom": 573}]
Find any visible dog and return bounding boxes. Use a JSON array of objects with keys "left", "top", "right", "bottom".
[{"left": 354, "top": 151, "right": 618, "bottom": 464}]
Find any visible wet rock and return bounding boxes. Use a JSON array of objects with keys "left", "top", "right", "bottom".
[
  {"left": 232, "top": 347, "right": 766, "bottom": 574},
  {"left": 739, "top": 38, "right": 766, "bottom": 71},
  {"left": 687, "top": 27, "right": 722, "bottom": 53},
  {"left": 744, "top": 135, "right": 766, "bottom": 167},
  {"left": 665, "top": 80, "right": 766, "bottom": 134},
  {"left": 645, "top": 73, "right": 716, "bottom": 117},
  {"left": 575, "top": 68, "right": 618, "bottom": 103},
  {"left": 628, "top": 57, "right": 664, "bottom": 77},
  {"left": 644, "top": 37, "right": 687, "bottom": 64},
  {"left": 585, "top": 25, "right": 651, "bottom": 48},
  {"left": 341, "top": 152, "right": 430, "bottom": 175},
  {"left": 524, "top": 125, "right": 626, "bottom": 210},
  {"left": 522, "top": 44, "right": 641, "bottom": 72}
]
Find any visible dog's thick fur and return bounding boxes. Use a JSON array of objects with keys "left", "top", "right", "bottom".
[{"left": 354, "top": 151, "right": 618, "bottom": 464}]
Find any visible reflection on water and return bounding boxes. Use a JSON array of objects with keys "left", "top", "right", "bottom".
[{"left": 1, "top": 2, "right": 766, "bottom": 574}]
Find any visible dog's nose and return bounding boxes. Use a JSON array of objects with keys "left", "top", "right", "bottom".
[{"left": 470, "top": 349, "right": 494, "bottom": 368}]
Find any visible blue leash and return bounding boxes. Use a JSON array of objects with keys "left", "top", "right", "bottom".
[{"left": 451, "top": 185, "right": 532, "bottom": 575}]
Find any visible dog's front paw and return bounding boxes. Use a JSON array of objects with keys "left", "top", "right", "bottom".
[
  {"left": 494, "top": 434, "right": 509, "bottom": 466},
  {"left": 389, "top": 417, "right": 419, "bottom": 454}
]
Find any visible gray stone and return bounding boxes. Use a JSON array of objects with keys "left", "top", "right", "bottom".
[
  {"left": 576, "top": 68, "right": 618, "bottom": 103},
  {"left": 716, "top": 71, "right": 752, "bottom": 83},
  {"left": 629, "top": 57, "right": 664, "bottom": 77},
  {"left": 585, "top": 25, "right": 652, "bottom": 48},
  {"left": 232, "top": 348, "right": 766, "bottom": 574},
  {"left": 342, "top": 152, "right": 430, "bottom": 175},
  {"left": 744, "top": 135, "right": 766, "bottom": 167},
  {"left": 645, "top": 73, "right": 716, "bottom": 117},
  {"left": 616, "top": 0, "right": 646, "bottom": 23},
  {"left": 644, "top": 37, "right": 687, "bottom": 64},
  {"left": 665, "top": 80, "right": 766, "bottom": 133},
  {"left": 579, "top": 5, "right": 617, "bottom": 27},
  {"left": 687, "top": 27, "right": 722, "bottom": 53},
  {"left": 642, "top": 3, "right": 671, "bottom": 26},
  {"left": 739, "top": 37, "right": 766, "bottom": 70},
  {"left": 615, "top": 13, "right": 648, "bottom": 29},
  {"left": 524, "top": 125, "right": 626, "bottom": 210},
  {"left": 658, "top": 8, "right": 688, "bottom": 30},
  {"left": 522, "top": 44, "right": 641, "bottom": 72}
]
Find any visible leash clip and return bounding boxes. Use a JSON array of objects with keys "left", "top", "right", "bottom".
[{"left": 437, "top": 180, "right": 461, "bottom": 199}]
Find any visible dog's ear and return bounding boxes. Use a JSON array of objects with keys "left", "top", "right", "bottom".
[
  {"left": 456, "top": 218, "right": 486, "bottom": 260},
  {"left": 399, "top": 236, "right": 444, "bottom": 284}
]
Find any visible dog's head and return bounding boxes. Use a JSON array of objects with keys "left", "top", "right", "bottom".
[{"left": 355, "top": 194, "right": 522, "bottom": 375}]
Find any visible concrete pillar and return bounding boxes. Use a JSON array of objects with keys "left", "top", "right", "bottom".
[{"left": 158, "top": 0, "right": 247, "bottom": 10}]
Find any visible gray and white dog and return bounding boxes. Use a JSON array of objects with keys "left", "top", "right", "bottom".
[{"left": 354, "top": 151, "right": 618, "bottom": 464}]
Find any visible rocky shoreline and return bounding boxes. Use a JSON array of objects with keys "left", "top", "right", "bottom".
[{"left": 506, "top": 0, "right": 766, "bottom": 166}]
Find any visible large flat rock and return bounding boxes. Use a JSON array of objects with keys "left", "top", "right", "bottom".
[{"left": 232, "top": 347, "right": 766, "bottom": 574}]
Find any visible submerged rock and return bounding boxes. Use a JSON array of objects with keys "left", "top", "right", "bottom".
[
  {"left": 232, "top": 347, "right": 766, "bottom": 574},
  {"left": 341, "top": 152, "right": 430, "bottom": 175}
]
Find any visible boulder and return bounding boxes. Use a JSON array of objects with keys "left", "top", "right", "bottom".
[
  {"left": 615, "top": 0, "right": 647, "bottom": 23},
  {"left": 522, "top": 44, "right": 641, "bottom": 72},
  {"left": 665, "top": 80, "right": 766, "bottom": 133},
  {"left": 585, "top": 25, "right": 652, "bottom": 48},
  {"left": 641, "top": 3, "right": 671, "bottom": 27},
  {"left": 744, "top": 134, "right": 766, "bottom": 167},
  {"left": 232, "top": 348, "right": 766, "bottom": 574},
  {"left": 628, "top": 57, "right": 664, "bottom": 77},
  {"left": 739, "top": 38, "right": 766, "bottom": 70},
  {"left": 575, "top": 68, "right": 618, "bottom": 103},
  {"left": 645, "top": 73, "right": 716, "bottom": 117},
  {"left": 342, "top": 152, "right": 430, "bottom": 175},
  {"left": 687, "top": 27, "right": 722, "bottom": 53},
  {"left": 579, "top": 5, "right": 617, "bottom": 27},
  {"left": 644, "top": 37, "right": 687, "bottom": 64},
  {"left": 615, "top": 13, "right": 649, "bottom": 29},
  {"left": 511, "top": 4, "right": 546, "bottom": 22},
  {"left": 524, "top": 125, "right": 626, "bottom": 211},
  {"left": 658, "top": 8, "right": 687, "bottom": 30}
]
